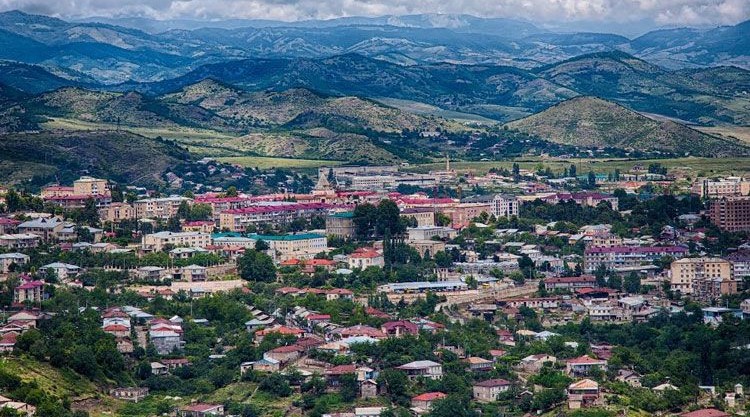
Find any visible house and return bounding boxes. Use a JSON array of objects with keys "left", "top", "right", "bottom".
[
  {"left": 178, "top": 403, "right": 225, "bottom": 416},
  {"left": 13, "top": 280, "right": 44, "bottom": 304},
  {"left": 616, "top": 369, "right": 642, "bottom": 387},
  {"left": 0, "top": 234, "right": 40, "bottom": 249},
  {"left": 7, "top": 311, "right": 44, "bottom": 328},
  {"left": 566, "top": 355, "right": 607, "bottom": 376},
  {"left": 355, "top": 407, "right": 385, "bottom": 417},
  {"left": 464, "top": 357, "right": 494, "bottom": 372},
  {"left": 411, "top": 392, "right": 447, "bottom": 409},
  {"left": 360, "top": 379, "right": 378, "bottom": 399},
  {"left": 0, "top": 396, "right": 35, "bottom": 417},
  {"left": 348, "top": 248, "right": 385, "bottom": 269},
  {"left": 17, "top": 217, "right": 64, "bottom": 241},
  {"left": 110, "top": 387, "right": 149, "bottom": 403},
  {"left": 519, "top": 354, "right": 556, "bottom": 373},
  {"left": 251, "top": 358, "right": 281, "bottom": 373},
  {"left": 0, "top": 252, "right": 29, "bottom": 273},
  {"left": 264, "top": 345, "right": 303, "bottom": 364},
  {"left": 567, "top": 379, "right": 600, "bottom": 409},
  {"left": 325, "top": 364, "right": 357, "bottom": 386},
  {"left": 326, "top": 288, "right": 354, "bottom": 301},
  {"left": 396, "top": 360, "right": 443, "bottom": 380},
  {"left": 173, "top": 265, "right": 208, "bottom": 282},
  {"left": 473, "top": 379, "right": 511, "bottom": 402},
  {"left": 381, "top": 320, "right": 419, "bottom": 337},
  {"left": 0, "top": 333, "right": 17, "bottom": 353},
  {"left": 150, "top": 362, "right": 169, "bottom": 375},
  {"left": 40, "top": 262, "right": 80, "bottom": 280}
]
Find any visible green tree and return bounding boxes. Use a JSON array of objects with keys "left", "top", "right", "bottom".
[{"left": 237, "top": 250, "right": 276, "bottom": 282}]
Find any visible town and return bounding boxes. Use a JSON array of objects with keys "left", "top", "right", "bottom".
[{"left": 1, "top": 159, "right": 750, "bottom": 417}]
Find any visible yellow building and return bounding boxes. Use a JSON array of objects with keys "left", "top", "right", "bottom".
[
  {"left": 73, "top": 177, "right": 111, "bottom": 197},
  {"left": 670, "top": 257, "right": 736, "bottom": 299}
]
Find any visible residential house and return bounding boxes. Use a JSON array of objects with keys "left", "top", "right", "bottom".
[
  {"left": 178, "top": 403, "right": 225, "bottom": 417},
  {"left": 0, "top": 252, "right": 29, "bottom": 273},
  {"left": 411, "top": 392, "right": 446, "bottom": 410},
  {"left": 473, "top": 379, "right": 511, "bottom": 402},
  {"left": 567, "top": 379, "right": 600, "bottom": 409},
  {"left": 566, "top": 356, "right": 607, "bottom": 376},
  {"left": 396, "top": 360, "right": 443, "bottom": 380}
]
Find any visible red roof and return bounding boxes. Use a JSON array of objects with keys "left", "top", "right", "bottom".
[
  {"left": 327, "top": 288, "right": 353, "bottom": 295},
  {"left": 412, "top": 392, "right": 447, "bottom": 402},
  {"left": 180, "top": 404, "right": 223, "bottom": 412},
  {"left": 567, "top": 355, "right": 607, "bottom": 365},
  {"left": 545, "top": 275, "right": 596, "bottom": 284},
  {"left": 382, "top": 320, "right": 419, "bottom": 334},
  {"left": 257, "top": 326, "right": 304, "bottom": 336},
  {"left": 365, "top": 307, "right": 391, "bottom": 319},
  {"left": 680, "top": 409, "right": 730, "bottom": 417},
  {"left": 103, "top": 325, "right": 129, "bottom": 332},
  {"left": 268, "top": 345, "right": 304, "bottom": 353},
  {"left": 326, "top": 364, "right": 356, "bottom": 375},
  {"left": 0, "top": 333, "right": 17, "bottom": 345},
  {"left": 489, "top": 349, "right": 507, "bottom": 357},
  {"left": 306, "top": 314, "right": 331, "bottom": 321},
  {"left": 15, "top": 280, "right": 44, "bottom": 290}
]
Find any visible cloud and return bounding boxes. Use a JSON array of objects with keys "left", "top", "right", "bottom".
[{"left": 0, "top": 0, "right": 748, "bottom": 26}]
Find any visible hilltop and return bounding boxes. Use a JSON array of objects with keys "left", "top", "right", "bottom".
[
  {"left": 0, "top": 130, "right": 190, "bottom": 186},
  {"left": 506, "top": 96, "right": 749, "bottom": 157}
]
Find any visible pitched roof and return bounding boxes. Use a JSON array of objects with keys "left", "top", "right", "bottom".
[
  {"left": 680, "top": 409, "right": 730, "bottom": 417},
  {"left": 474, "top": 378, "right": 511, "bottom": 387},
  {"left": 412, "top": 392, "right": 447, "bottom": 402}
]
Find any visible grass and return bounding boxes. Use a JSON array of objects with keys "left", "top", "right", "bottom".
[
  {"left": 0, "top": 356, "right": 98, "bottom": 399},
  {"left": 218, "top": 156, "right": 345, "bottom": 169},
  {"left": 409, "top": 157, "right": 750, "bottom": 177},
  {"left": 697, "top": 126, "right": 750, "bottom": 144},
  {"left": 42, "top": 117, "right": 241, "bottom": 156}
]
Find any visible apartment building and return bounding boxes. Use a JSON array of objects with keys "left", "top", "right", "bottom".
[
  {"left": 326, "top": 211, "right": 355, "bottom": 238},
  {"left": 492, "top": 194, "right": 519, "bottom": 218},
  {"left": 219, "top": 203, "right": 335, "bottom": 232},
  {"left": 99, "top": 202, "right": 136, "bottom": 223},
  {"left": 584, "top": 246, "right": 688, "bottom": 272},
  {"left": 249, "top": 233, "right": 328, "bottom": 261},
  {"left": 141, "top": 231, "right": 212, "bottom": 252},
  {"left": 708, "top": 196, "right": 750, "bottom": 232},
  {"left": 670, "top": 257, "right": 738, "bottom": 300},
  {"left": 691, "top": 177, "right": 750, "bottom": 198},
  {"left": 400, "top": 208, "right": 435, "bottom": 227},
  {"left": 134, "top": 196, "right": 192, "bottom": 220}
]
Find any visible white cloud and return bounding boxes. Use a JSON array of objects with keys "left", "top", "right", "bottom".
[{"left": 0, "top": 0, "right": 747, "bottom": 26}]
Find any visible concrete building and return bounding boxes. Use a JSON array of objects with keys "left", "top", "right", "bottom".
[
  {"left": 326, "top": 212, "right": 355, "bottom": 239},
  {"left": 249, "top": 233, "right": 328, "bottom": 262},
  {"left": 691, "top": 177, "right": 750, "bottom": 198},
  {"left": 473, "top": 379, "right": 511, "bottom": 402},
  {"left": 0, "top": 252, "right": 29, "bottom": 273},
  {"left": 407, "top": 226, "right": 457, "bottom": 241},
  {"left": 670, "top": 257, "right": 737, "bottom": 300},
  {"left": 396, "top": 360, "right": 443, "bottom": 380},
  {"left": 492, "top": 194, "right": 519, "bottom": 218},
  {"left": 219, "top": 203, "right": 335, "bottom": 232},
  {"left": 0, "top": 234, "right": 40, "bottom": 249},
  {"left": 17, "top": 217, "right": 64, "bottom": 241},
  {"left": 584, "top": 246, "right": 688, "bottom": 272},
  {"left": 13, "top": 280, "right": 44, "bottom": 304},
  {"left": 99, "top": 202, "right": 135, "bottom": 223},
  {"left": 709, "top": 196, "right": 750, "bottom": 232},
  {"left": 401, "top": 208, "right": 435, "bottom": 227},
  {"left": 134, "top": 196, "right": 191, "bottom": 220},
  {"left": 348, "top": 248, "right": 385, "bottom": 270},
  {"left": 141, "top": 231, "right": 212, "bottom": 252}
]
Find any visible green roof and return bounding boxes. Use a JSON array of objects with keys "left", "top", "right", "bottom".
[
  {"left": 329, "top": 211, "right": 354, "bottom": 218},
  {"left": 249, "top": 233, "right": 325, "bottom": 241}
]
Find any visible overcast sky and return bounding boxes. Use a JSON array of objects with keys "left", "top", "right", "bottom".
[{"left": 1, "top": 0, "right": 748, "bottom": 27}]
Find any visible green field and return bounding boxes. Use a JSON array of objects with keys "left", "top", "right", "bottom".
[
  {"left": 410, "top": 157, "right": 750, "bottom": 177},
  {"left": 43, "top": 117, "right": 242, "bottom": 156},
  {"left": 218, "top": 156, "right": 345, "bottom": 169}
]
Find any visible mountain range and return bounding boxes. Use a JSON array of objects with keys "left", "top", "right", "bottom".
[{"left": 0, "top": 10, "right": 748, "bottom": 85}]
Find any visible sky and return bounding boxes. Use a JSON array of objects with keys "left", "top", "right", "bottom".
[{"left": 1, "top": 0, "right": 749, "bottom": 28}]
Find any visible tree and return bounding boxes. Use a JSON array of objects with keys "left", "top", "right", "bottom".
[
  {"left": 5, "top": 189, "right": 21, "bottom": 213},
  {"left": 588, "top": 171, "right": 597, "bottom": 188},
  {"left": 254, "top": 239, "right": 269, "bottom": 251},
  {"left": 237, "top": 250, "right": 276, "bottom": 282},
  {"left": 624, "top": 272, "right": 641, "bottom": 294},
  {"left": 259, "top": 373, "right": 292, "bottom": 397},
  {"left": 434, "top": 251, "right": 452, "bottom": 268},
  {"left": 376, "top": 199, "right": 405, "bottom": 237},
  {"left": 226, "top": 186, "right": 239, "bottom": 197},
  {"left": 353, "top": 203, "right": 377, "bottom": 240},
  {"left": 339, "top": 373, "right": 359, "bottom": 402},
  {"left": 569, "top": 164, "right": 577, "bottom": 178},
  {"left": 378, "top": 369, "right": 410, "bottom": 406}
]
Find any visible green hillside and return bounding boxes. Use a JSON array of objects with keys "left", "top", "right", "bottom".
[{"left": 506, "top": 96, "right": 749, "bottom": 157}]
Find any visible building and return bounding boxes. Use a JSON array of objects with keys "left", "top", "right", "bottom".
[
  {"left": 407, "top": 226, "right": 457, "bottom": 241},
  {"left": 178, "top": 404, "right": 225, "bottom": 417},
  {"left": 473, "top": 379, "right": 511, "bottom": 402},
  {"left": 584, "top": 246, "right": 688, "bottom": 272},
  {"left": 0, "top": 234, "right": 40, "bottom": 249},
  {"left": 0, "top": 252, "right": 29, "bottom": 273},
  {"left": 408, "top": 239, "right": 446, "bottom": 258},
  {"left": 708, "top": 196, "right": 750, "bottom": 232},
  {"left": 249, "top": 233, "right": 328, "bottom": 262},
  {"left": 541, "top": 192, "right": 619, "bottom": 211},
  {"left": 544, "top": 275, "right": 597, "bottom": 291},
  {"left": 726, "top": 250, "right": 750, "bottom": 278},
  {"left": 692, "top": 177, "right": 750, "bottom": 198},
  {"left": 141, "top": 231, "right": 212, "bottom": 252},
  {"left": 99, "top": 202, "right": 135, "bottom": 223},
  {"left": 566, "top": 356, "right": 607, "bottom": 376},
  {"left": 219, "top": 203, "right": 336, "bottom": 232},
  {"left": 173, "top": 265, "right": 208, "bottom": 282},
  {"left": 464, "top": 357, "right": 494, "bottom": 372},
  {"left": 401, "top": 208, "right": 435, "bottom": 227},
  {"left": 326, "top": 212, "right": 355, "bottom": 239},
  {"left": 567, "top": 379, "right": 600, "bottom": 409},
  {"left": 396, "top": 360, "right": 443, "bottom": 380},
  {"left": 348, "top": 248, "right": 385, "bottom": 269},
  {"left": 492, "top": 194, "right": 519, "bottom": 218},
  {"left": 411, "top": 392, "right": 447, "bottom": 409},
  {"left": 670, "top": 257, "right": 737, "bottom": 300},
  {"left": 13, "top": 280, "right": 44, "bottom": 304},
  {"left": 73, "top": 176, "right": 110, "bottom": 197},
  {"left": 40, "top": 262, "right": 80, "bottom": 280},
  {"left": 680, "top": 409, "right": 730, "bottom": 417},
  {"left": 134, "top": 196, "right": 191, "bottom": 220},
  {"left": 110, "top": 387, "right": 149, "bottom": 403},
  {"left": 17, "top": 217, "right": 64, "bottom": 241}
]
